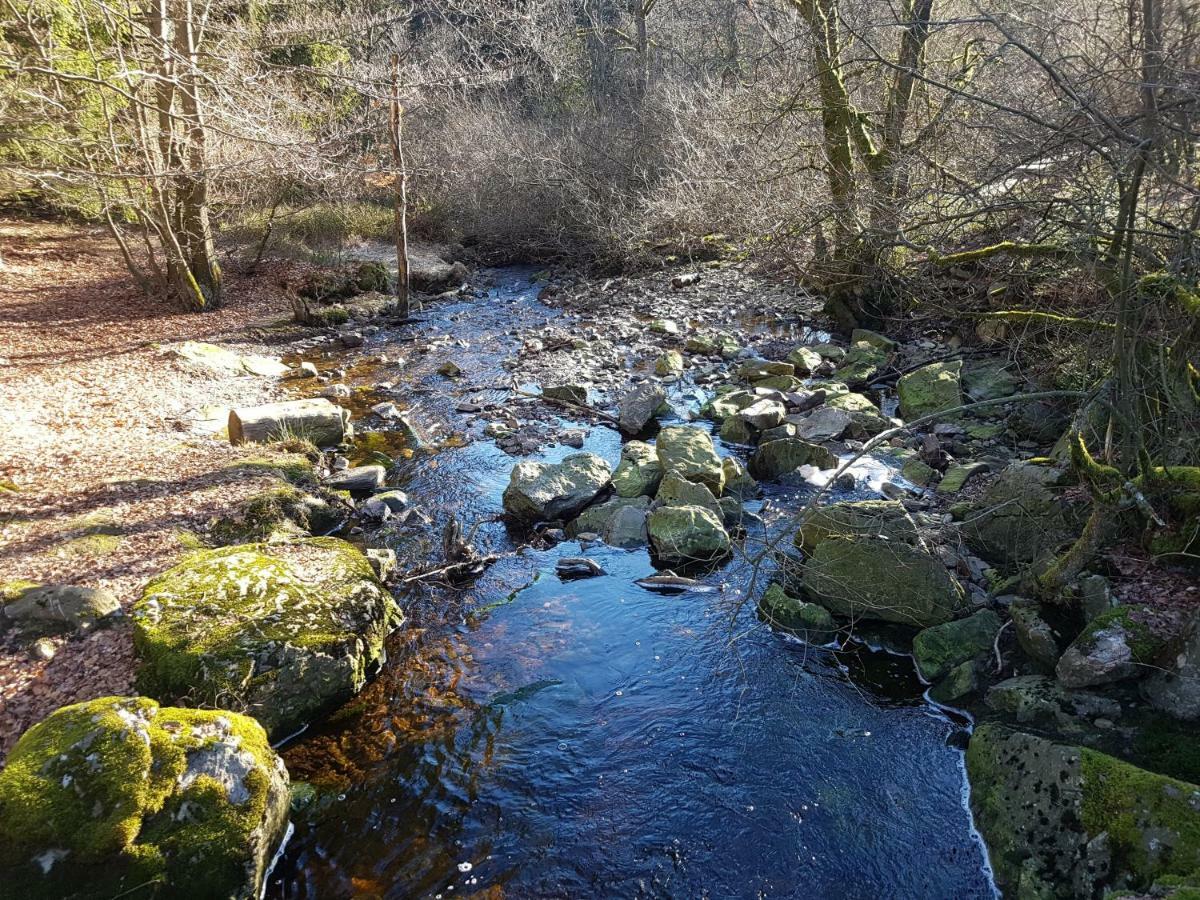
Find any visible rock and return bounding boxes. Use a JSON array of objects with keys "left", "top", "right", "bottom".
[
  {"left": 209, "top": 485, "right": 338, "bottom": 544},
  {"left": 326, "top": 465, "right": 386, "bottom": 493},
  {"left": 543, "top": 384, "right": 588, "bottom": 405},
  {"left": 803, "top": 537, "right": 967, "bottom": 627},
  {"left": 612, "top": 441, "right": 663, "bottom": 497},
  {"left": 228, "top": 398, "right": 349, "bottom": 446},
  {"left": 438, "top": 360, "right": 462, "bottom": 377},
  {"left": 835, "top": 342, "right": 889, "bottom": 387},
  {"left": 655, "top": 426, "right": 725, "bottom": 495},
  {"left": 685, "top": 334, "right": 718, "bottom": 354},
  {"left": 929, "top": 660, "right": 979, "bottom": 704},
  {"left": 618, "top": 382, "right": 668, "bottom": 434},
  {"left": 897, "top": 360, "right": 963, "bottom": 420},
  {"left": 967, "top": 723, "right": 1200, "bottom": 897},
  {"left": 962, "top": 359, "right": 1021, "bottom": 401},
  {"left": 556, "top": 557, "right": 605, "bottom": 578},
  {"left": 133, "top": 539, "right": 399, "bottom": 740},
  {"left": 985, "top": 674, "right": 1123, "bottom": 729},
  {"left": 1079, "top": 573, "right": 1116, "bottom": 623},
  {"left": 30, "top": 637, "right": 56, "bottom": 661},
  {"left": 749, "top": 438, "right": 839, "bottom": 480},
  {"left": 849, "top": 329, "right": 897, "bottom": 352},
  {"left": 719, "top": 415, "right": 757, "bottom": 445},
  {"left": 1012, "top": 398, "right": 1071, "bottom": 443},
  {"left": 901, "top": 456, "right": 939, "bottom": 487},
  {"left": 503, "top": 453, "right": 612, "bottom": 523},
  {"left": 365, "top": 547, "right": 396, "bottom": 580},
  {"left": 936, "top": 461, "right": 989, "bottom": 493},
  {"left": 0, "top": 696, "right": 289, "bottom": 899},
  {"left": 411, "top": 258, "right": 468, "bottom": 293},
  {"left": 654, "top": 350, "right": 684, "bottom": 376},
  {"left": 913, "top": 610, "right": 1001, "bottom": 681},
  {"left": 738, "top": 398, "right": 787, "bottom": 430},
  {"left": 1010, "top": 601, "right": 1061, "bottom": 672},
  {"left": 671, "top": 273, "right": 700, "bottom": 289},
  {"left": 2, "top": 584, "right": 119, "bottom": 634},
  {"left": 758, "top": 584, "right": 836, "bottom": 643},
  {"left": 787, "top": 407, "right": 851, "bottom": 442},
  {"left": 717, "top": 497, "right": 750, "bottom": 531},
  {"left": 1056, "top": 605, "right": 1171, "bottom": 688},
  {"left": 787, "top": 346, "right": 824, "bottom": 375},
  {"left": 339, "top": 331, "right": 364, "bottom": 348},
  {"left": 569, "top": 496, "right": 650, "bottom": 539},
  {"left": 823, "top": 392, "right": 893, "bottom": 438},
  {"left": 606, "top": 504, "right": 650, "bottom": 548},
  {"left": 721, "top": 457, "right": 758, "bottom": 500},
  {"left": 960, "top": 462, "right": 1086, "bottom": 569},
  {"left": 647, "top": 505, "right": 731, "bottom": 566},
  {"left": 700, "top": 389, "right": 757, "bottom": 423},
  {"left": 752, "top": 375, "right": 804, "bottom": 392},
  {"left": 811, "top": 343, "right": 846, "bottom": 362},
  {"left": 649, "top": 318, "right": 680, "bottom": 334},
  {"left": 297, "top": 361, "right": 320, "bottom": 378},
  {"left": 737, "top": 359, "right": 794, "bottom": 382},
  {"left": 795, "top": 499, "right": 918, "bottom": 554},
  {"left": 655, "top": 471, "right": 721, "bottom": 518},
  {"left": 1144, "top": 617, "right": 1200, "bottom": 721},
  {"left": 321, "top": 383, "right": 352, "bottom": 399}
]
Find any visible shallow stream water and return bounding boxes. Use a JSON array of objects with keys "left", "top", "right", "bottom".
[{"left": 267, "top": 269, "right": 996, "bottom": 899}]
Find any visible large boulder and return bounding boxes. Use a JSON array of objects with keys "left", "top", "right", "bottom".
[
  {"left": 655, "top": 427, "right": 724, "bottom": 495},
  {"left": 700, "top": 388, "right": 758, "bottom": 423},
  {"left": 738, "top": 399, "right": 787, "bottom": 430},
  {"left": 967, "top": 723, "right": 1200, "bottom": 897},
  {"left": 647, "top": 505, "right": 731, "bottom": 566},
  {"left": 802, "top": 536, "right": 967, "bottom": 627},
  {"left": 721, "top": 456, "right": 759, "bottom": 500},
  {"left": 2, "top": 584, "right": 119, "bottom": 634},
  {"left": 568, "top": 495, "right": 650, "bottom": 540},
  {"left": 655, "top": 471, "right": 721, "bottom": 518},
  {"left": 1056, "top": 604, "right": 1176, "bottom": 689},
  {"left": 959, "top": 462, "right": 1087, "bottom": 569},
  {"left": 503, "top": 452, "right": 612, "bottom": 523},
  {"left": 787, "top": 407, "right": 851, "bottom": 442},
  {"left": 985, "top": 675, "right": 1122, "bottom": 731},
  {"left": 795, "top": 499, "right": 918, "bottom": 554},
  {"left": 749, "top": 438, "right": 839, "bottom": 481},
  {"left": 611, "top": 441, "right": 663, "bottom": 498},
  {"left": 410, "top": 257, "right": 468, "bottom": 293},
  {"left": 823, "top": 392, "right": 893, "bottom": 438},
  {"left": 0, "top": 696, "right": 289, "bottom": 899},
  {"left": 617, "top": 383, "right": 667, "bottom": 435},
  {"left": 913, "top": 610, "right": 1001, "bottom": 682},
  {"left": 835, "top": 342, "right": 889, "bottom": 388},
  {"left": 133, "top": 538, "right": 401, "bottom": 741},
  {"left": 897, "top": 360, "right": 963, "bottom": 420}
]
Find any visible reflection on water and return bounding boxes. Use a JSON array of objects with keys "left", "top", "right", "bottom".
[{"left": 268, "top": 269, "right": 994, "bottom": 899}]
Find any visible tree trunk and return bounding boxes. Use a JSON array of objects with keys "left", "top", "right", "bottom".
[{"left": 390, "top": 54, "right": 410, "bottom": 318}]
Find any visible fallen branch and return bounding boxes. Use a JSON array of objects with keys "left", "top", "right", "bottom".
[{"left": 509, "top": 383, "right": 621, "bottom": 425}]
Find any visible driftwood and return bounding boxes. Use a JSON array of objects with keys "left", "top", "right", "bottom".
[{"left": 228, "top": 398, "right": 349, "bottom": 446}]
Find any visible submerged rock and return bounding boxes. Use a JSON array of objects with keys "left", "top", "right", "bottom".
[
  {"left": 647, "top": 505, "right": 731, "bottom": 566},
  {"left": 655, "top": 426, "right": 725, "bottom": 495},
  {"left": 133, "top": 538, "right": 400, "bottom": 740},
  {"left": 0, "top": 696, "right": 289, "bottom": 899},
  {"left": 897, "top": 360, "right": 963, "bottom": 420},
  {"left": 503, "top": 453, "right": 612, "bottom": 523},
  {"left": 612, "top": 441, "right": 663, "bottom": 497}
]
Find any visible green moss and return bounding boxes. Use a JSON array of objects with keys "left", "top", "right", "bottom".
[
  {"left": 1, "top": 580, "right": 39, "bottom": 603},
  {"left": 227, "top": 453, "right": 316, "bottom": 485},
  {"left": 56, "top": 533, "right": 122, "bottom": 558},
  {"left": 0, "top": 697, "right": 286, "bottom": 900},
  {"left": 1080, "top": 605, "right": 1160, "bottom": 663},
  {"left": 209, "top": 484, "right": 334, "bottom": 544}
]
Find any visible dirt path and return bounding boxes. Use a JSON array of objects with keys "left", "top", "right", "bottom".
[{"left": 0, "top": 219, "right": 306, "bottom": 756}]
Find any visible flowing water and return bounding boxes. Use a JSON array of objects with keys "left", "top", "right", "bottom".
[{"left": 267, "top": 269, "right": 996, "bottom": 899}]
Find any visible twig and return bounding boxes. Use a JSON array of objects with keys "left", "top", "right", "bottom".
[{"left": 509, "top": 384, "right": 621, "bottom": 425}]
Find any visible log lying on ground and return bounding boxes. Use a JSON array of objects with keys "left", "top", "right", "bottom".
[{"left": 229, "top": 398, "right": 350, "bottom": 446}]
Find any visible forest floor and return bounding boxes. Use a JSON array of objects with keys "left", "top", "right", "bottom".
[{"left": 0, "top": 219, "right": 304, "bottom": 756}]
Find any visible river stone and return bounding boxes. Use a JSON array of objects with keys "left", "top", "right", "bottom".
[
  {"left": 802, "top": 536, "right": 967, "bottom": 627},
  {"left": 913, "top": 610, "right": 1001, "bottom": 682},
  {"left": 700, "top": 389, "right": 757, "bottom": 423},
  {"left": 752, "top": 375, "right": 804, "bottom": 392},
  {"left": 618, "top": 382, "right": 668, "bottom": 434},
  {"left": 962, "top": 359, "right": 1021, "bottom": 402},
  {"left": 719, "top": 415, "right": 757, "bottom": 445},
  {"left": 897, "top": 360, "right": 963, "bottom": 421},
  {"left": 654, "top": 350, "right": 684, "bottom": 376},
  {"left": 985, "top": 675, "right": 1123, "bottom": 730},
  {"left": 758, "top": 584, "right": 836, "bottom": 643},
  {"left": 606, "top": 504, "right": 650, "bottom": 548},
  {"left": 835, "top": 342, "right": 888, "bottom": 387},
  {"left": 823, "top": 392, "right": 893, "bottom": 438},
  {"left": 1142, "top": 614, "right": 1200, "bottom": 720},
  {"left": 649, "top": 318, "right": 679, "bottom": 335},
  {"left": 326, "top": 465, "right": 386, "bottom": 493},
  {"left": 929, "top": 659, "right": 980, "bottom": 704},
  {"left": 655, "top": 426, "right": 724, "bottom": 495},
  {"left": 2, "top": 584, "right": 119, "bottom": 634},
  {"left": 959, "top": 462, "right": 1086, "bottom": 569},
  {"left": 967, "top": 723, "right": 1200, "bottom": 897},
  {"left": 737, "top": 359, "right": 794, "bottom": 382},
  {"left": 1055, "top": 605, "right": 1172, "bottom": 689},
  {"left": 647, "top": 505, "right": 731, "bottom": 566},
  {"left": 612, "top": 441, "right": 663, "bottom": 497},
  {"left": 543, "top": 383, "right": 588, "bottom": 405},
  {"left": 738, "top": 398, "right": 787, "bottom": 430},
  {"left": 502, "top": 452, "right": 612, "bottom": 523},
  {"left": 795, "top": 499, "right": 918, "bottom": 554},
  {"left": 1012, "top": 398, "right": 1072, "bottom": 443},
  {"left": 900, "top": 456, "right": 939, "bottom": 487},
  {"left": 787, "top": 346, "right": 823, "bottom": 376},
  {"left": 749, "top": 438, "right": 839, "bottom": 481},
  {"left": 721, "top": 456, "right": 758, "bottom": 500},
  {"left": 788, "top": 407, "right": 851, "bottom": 442},
  {"left": 210, "top": 484, "right": 338, "bottom": 544},
  {"left": 0, "top": 696, "right": 289, "bottom": 900},
  {"left": 132, "top": 538, "right": 401, "bottom": 741},
  {"left": 850, "top": 329, "right": 897, "bottom": 352},
  {"left": 936, "top": 461, "right": 989, "bottom": 494},
  {"left": 1010, "top": 601, "right": 1061, "bottom": 672},
  {"left": 655, "top": 471, "right": 721, "bottom": 518},
  {"left": 568, "top": 495, "right": 651, "bottom": 539},
  {"left": 685, "top": 334, "right": 718, "bottom": 354}
]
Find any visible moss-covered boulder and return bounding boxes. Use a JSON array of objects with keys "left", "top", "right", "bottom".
[
  {"left": 502, "top": 452, "right": 612, "bottom": 523},
  {"left": 654, "top": 350, "right": 684, "bottom": 376},
  {"left": 802, "top": 536, "right": 967, "bottom": 627},
  {"left": 835, "top": 342, "right": 889, "bottom": 388},
  {"left": 758, "top": 584, "right": 836, "bottom": 643},
  {"left": 897, "top": 360, "right": 963, "bottom": 420},
  {"left": 133, "top": 538, "right": 400, "bottom": 741},
  {"left": 612, "top": 441, "right": 663, "bottom": 497},
  {"left": 655, "top": 471, "right": 721, "bottom": 518},
  {"left": 795, "top": 499, "right": 918, "bottom": 554},
  {"left": 647, "top": 505, "right": 731, "bottom": 566},
  {"left": 722, "top": 456, "right": 759, "bottom": 500},
  {"left": 700, "top": 389, "right": 757, "bottom": 423},
  {"left": 913, "top": 610, "right": 1001, "bottom": 682},
  {"left": 967, "top": 723, "right": 1200, "bottom": 897},
  {"left": 749, "top": 438, "right": 839, "bottom": 481},
  {"left": 787, "top": 346, "right": 824, "bottom": 375},
  {"left": 1056, "top": 604, "right": 1177, "bottom": 689},
  {"left": 568, "top": 495, "right": 650, "bottom": 539},
  {"left": 655, "top": 426, "right": 724, "bottom": 495},
  {"left": 209, "top": 484, "right": 338, "bottom": 544},
  {"left": 824, "top": 391, "right": 893, "bottom": 438},
  {"left": 0, "top": 696, "right": 289, "bottom": 900}
]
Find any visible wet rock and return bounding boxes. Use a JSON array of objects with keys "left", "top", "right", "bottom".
[
  {"left": 803, "top": 537, "right": 967, "bottom": 627},
  {"left": 700, "top": 388, "right": 757, "bottom": 423},
  {"left": 913, "top": 610, "right": 1001, "bottom": 681},
  {"left": 936, "top": 461, "right": 989, "bottom": 494},
  {"left": 0, "top": 696, "right": 290, "bottom": 900},
  {"left": 612, "top": 441, "right": 663, "bottom": 497},
  {"left": 737, "top": 359, "right": 795, "bottom": 382},
  {"left": 569, "top": 496, "right": 650, "bottom": 539},
  {"left": 719, "top": 415, "right": 756, "bottom": 445},
  {"left": 365, "top": 547, "right": 396, "bottom": 580},
  {"left": 654, "top": 350, "right": 684, "bottom": 376},
  {"left": 438, "top": 360, "right": 462, "bottom": 377},
  {"left": 795, "top": 499, "right": 919, "bottom": 554},
  {"left": 1010, "top": 600, "right": 1061, "bottom": 672},
  {"left": 133, "top": 538, "right": 400, "bottom": 741},
  {"left": 647, "top": 505, "right": 731, "bottom": 566},
  {"left": 929, "top": 659, "right": 979, "bottom": 704},
  {"left": 758, "top": 584, "right": 836, "bottom": 643},
  {"left": 321, "top": 383, "right": 352, "bottom": 399},
  {"left": 787, "top": 407, "right": 851, "bottom": 442},
  {"left": 721, "top": 456, "right": 759, "bottom": 500},
  {"left": 1056, "top": 605, "right": 1172, "bottom": 689},
  {"left": 556, "top": 557, "right": 605, "bottom": 579},
  {"left": 618, "top": 382, "right": 668, "bottom": 434},
  {"left": 738, "top": 398, "right": 787, "bottom": 430},
  {"left": 543, "top": 383, "right": 588, "bottom": 405},
  {"left": 985, "top": 675, "right": 1123, "bottom": 730},
  {"left": 606, "top": 504, "right": 650, "bottom": 548},
  {"left": 656, "top": 471, "right": 721, "bottom": 518},
  {"left": 503, "top": 453, "right": 612, "bottom": 523},
  {"left": 849, "top": 329, "right": 897, "bottom": 352},
  {"left": 897, "top": 360, "right": 963, "bottom": 420},
  {"left": 900, "top": 456, "right": 939, "bottom": 487},
  {"left": 655, "top": 426, "right": 725, "bottom": 495},
  {"left": 750, "top": 438, "right": 839, "bottom": 481},
  {"left": 2, "top": 584, "right": 119, "bottom": 634},
  {"left": 1012, "top": 398, "right": 1071, "bottom": 443},
  {"left": 326, "top": 465, "right": 386, "bottom": 493}
]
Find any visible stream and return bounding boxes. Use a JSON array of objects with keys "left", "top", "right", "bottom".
[{"left": 267, "top": 268, "right": 997, "bottom": 899}]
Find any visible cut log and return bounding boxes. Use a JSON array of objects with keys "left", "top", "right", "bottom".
[
  {"left": 325, "top": 465, "right": 386, "bottom": 492},
  {"left": 228, "top": 398, "right": 349, "bottom": 446}
]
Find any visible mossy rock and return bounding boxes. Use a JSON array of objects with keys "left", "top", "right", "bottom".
[
  {"left": 0, "top": 696, "right": 289, "bottom": 900},
  {"left": 913, "top": 610, "right": 1001, "bottom": 682},
  {"left": 896, "top": 360, "right": 962, "bottom": 420},
  {"left": 567, "top": 495, "right": 650, "bottom": 539},
  {"left": 502, "top": 453, "right": 612, "bottom": 523},
  {"left": 209, "top": 484, "right": 339, "bottom": 545},
  {"left": 133, "top": 538, "right": 401, "bottom": 741},
  {"left": 749, "top": 438, "right": 839, "bottom": 481},
  {"left": 758, "top": 584, "right": 836, "bottom": 643},
  {"left": 654, "top": 350, "right": 684, "bottom": 376},
  {"left": 834, "top": 342, "right": 889, "bottom": 387},
  {"left": 655, "top": 471, "right": 721, "bottom": 517},
  {"left": 655, "top": 426, "right": 725, "bottom": 496},
  {"left": 3, "top": 584, "right": 119, "bottom": 635},
  {"left": 700, "top": 389, "right": 757, "bottom": 423},
  {"left": 1056, "top": 604, "right": 1178, "bottom": 689},
  {"left": 647, "top": 505, "right": 731, "bottom": 566},
  {"left": 795, "top": 499, "right": 918, "bottom": 554},
  {"left": 721, "top": 456, "right": 759, "bottom": 500},
  {"left": 612, "top": 441, "right": 663, "bottom": 498},
  {"left": 967, "top": 723, "right": 1200, "bottom": 897}
]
